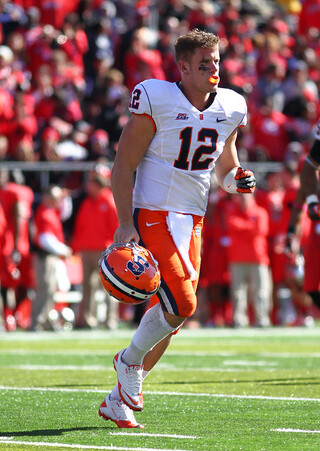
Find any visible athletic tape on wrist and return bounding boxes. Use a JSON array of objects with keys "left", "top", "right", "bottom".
[{"left": 222, "top": 167, "right": 238, "bottom": 194}]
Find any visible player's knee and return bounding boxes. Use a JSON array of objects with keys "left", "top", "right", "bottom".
[
  {"left": 163, "top": 310, "right": 185, "bottom": 328},
  {"left": 178, "top": 297, "right": 197, "bottom": 318}
]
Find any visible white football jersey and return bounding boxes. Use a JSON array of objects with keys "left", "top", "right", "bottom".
[{"left": 129, "top": 79, "right": 247, "bottom": 216}]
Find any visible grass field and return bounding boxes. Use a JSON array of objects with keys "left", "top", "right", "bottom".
[{"left": 1, "top": 326, "right": 320, "bottom": 450}]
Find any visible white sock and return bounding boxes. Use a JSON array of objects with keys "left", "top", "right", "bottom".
[
  {"left": 122, "top": 303, "right": 177, "bottom": 365},
  {"left": 109, "top": 383, "right": 121, "bottom": 401},
  {"left": 142, "top": 369, "right": 150, "bottom": 380}
]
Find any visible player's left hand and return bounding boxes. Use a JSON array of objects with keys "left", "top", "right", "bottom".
[{"left": 235, "top": 167, "right": 256, "bottom": 193}]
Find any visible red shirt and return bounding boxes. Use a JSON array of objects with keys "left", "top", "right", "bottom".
[
  {"left": 0, "top": 188, "right": 18, "bottom": 256},
  {"left": 124, "top": 49, "right": 166, "bottom": 93},
  {"left": 256, "top": 188, "right": 285, "bottom": 238},
  {"left": 34, "top": 204, "right": 65, "bottom": 247},
  {"left": 201, "top": 193, "right": 231, "bottom": 285},
  {"left": 72, "top": 188, "right": 118, "bottom": 252},
  {"left": 299, "top": 0, "right": 320, "bottom": 36},
  {"left": 250, "top": 110, "right": 289, "bottom": 161},
  {"left": 6, "top": 182, "right": 34, "bottom": 255},
  {"left": 0, "top": 203, "right": 6, "bottom": 267},
  {"left": 226, "top": 200, "right": 270, "bottom": 265},
  {"left": 37, "top": 0, "right": 80, "bottom": 29}
]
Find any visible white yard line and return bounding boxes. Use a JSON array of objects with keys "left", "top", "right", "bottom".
[
  {"left": 0, "top": 385, "right": 319, "bottom": 402},
  {"left": 271, "top": 428, "right": 320, "bottom": 434},
  {"left": 1, "top": 364, "right": 108, "bottom": 371},
  {"left": 109, "top": 432, "right": 198, "bottom": 439},
  {"left": 0, "top": 437, "right": 190, "bottom": 451},
  {"left": 0, "top": 364, "right": 250, "bottom": 372},
  {"left": 222, "top": 360, "right": 278, "bottom": 367},
  {"left": 1, "top": 326, "right": 320, "bottom": 342}
]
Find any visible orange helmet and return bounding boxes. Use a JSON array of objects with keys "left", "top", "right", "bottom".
[{"left": 99, "top": 242, "right": 161, "bottom": 304}]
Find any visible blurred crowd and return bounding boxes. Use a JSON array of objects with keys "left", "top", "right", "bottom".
[{"left": 0, "top": 0, "right": 320, "bottom": 331}]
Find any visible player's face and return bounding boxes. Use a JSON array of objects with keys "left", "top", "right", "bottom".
[{"left": 188, "top": 47, "right": 220, "bottom": 93}]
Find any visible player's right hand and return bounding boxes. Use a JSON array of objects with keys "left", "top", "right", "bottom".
[
  {"left": 113, "top": 223, "right": 140, "bottom": 244},
  {"left": 307, "top": 202, "right": 320, "bottom": 221}
]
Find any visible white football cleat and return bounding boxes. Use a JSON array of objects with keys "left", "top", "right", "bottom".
[
  {"left": 99, "top": 394, "right": 144, "bottom": 429},
  {"left": 113, "top": 349, "right": 144, "bottom": 411}
]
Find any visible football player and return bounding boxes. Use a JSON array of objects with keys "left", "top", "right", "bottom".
[
  {"left": 98, "top": 28, "right": 256, "bottom": 428},
  {"left": 286, "top": 119, "right": 320, "bottom": 311}
]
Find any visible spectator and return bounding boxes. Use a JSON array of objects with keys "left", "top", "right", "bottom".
[
  {"left": 25, "top": 24, "right": 58, "bottom": 77},
  {"left": 251, "top": 62, "right": 285, "bottom": 112},
  {"left": 59, "top": 12, "right": 88, "bottom": 78},
  {"left": 39, "top": 126, "right": 61, "bottom": 162},
  {"left": 250, "top": 95, "right": 290, "bottom": 161},
  {"left": 5, "top": 169, "right": 34, "bottom": 329},
  {"left": 0, "top": 44, "right": 28, "bottom": 94},
  {"left": 0, "top": 90, "right": 38, "bottom": 160},
  {"left": 91, "top": 68, "right": 130, "bottom": 149},
  {"left": 197, "top": 189, "right": 232, "bottom": 327},
  {"left": 256, "top": 169, "right": 299, "bottom": 324},
  {"left": 298, "top": 0, "right": 320, "bottom": 37},
  {"left": 30, "top": 185, "right": 72, "bottom": 331},
  {"left": 282, "top": 59, "right": 319, "bottom": 104},
  {"left": 0, "top": 1, "right": 27, "bottom": 39},
  {"left": 31, "top": 64, "right": 55, "bottom": 132},
  {"left": 156, "top": 21, "right": 180, "bottom": 82},
  {"left": 87, "top": 129, "right": 110, "bottom": 161},
  {"left": 37, "top": 0, "right": 80, "bottom": 31},
  {"left": 83, "top": 14, "right": 115, "bottom": 88},
  {"left": 0, "top": 135, "right": 9, "bottom": 160},
  {"left": 226, "top": 193, "right": 272, "bottom": 328},
  {"left": 71, "top": 164, "right": 119, "bottom": 329},
  {"left": 0, "top": 167, "right": 21, "bottom": 331},
  {"left": 123, "top": 27, "right": 166, "bottom": 92},
  {"left": 0, "top": 201, "right": 7, "bottom": 331}
]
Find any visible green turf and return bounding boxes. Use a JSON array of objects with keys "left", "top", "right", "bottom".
[{"left": 1, "top": 327, "right": 320, "bottom": 450}]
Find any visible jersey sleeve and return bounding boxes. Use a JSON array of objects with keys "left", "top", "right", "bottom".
[
  {"left": 234, "top": 92, "right": 247, "bottom": 127},
  {"left": 128, "top": 83, "right": 152, "bottom": 116},
  {"left": 218, "top": 88, "right": 247, "bottom": 128}
]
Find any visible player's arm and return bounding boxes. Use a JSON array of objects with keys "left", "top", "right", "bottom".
[
  {"left": 215, "top": 129, "right": 256, "bottom": 194},
  {"left": 285, "top": 136, "right": 320, "bottom": 254},
  {"left": 300, "top": 139, "right": 320, "bottom": 221},
  {"left": 111, "top": 113, "right": 155, "bottom": 243}
]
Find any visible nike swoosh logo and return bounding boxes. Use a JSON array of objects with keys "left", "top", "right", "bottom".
[
  {"left": 146, "top": 222, "right": 160, "bottom": 227},
  {"left": 227, "top": 184, "right": 232, "bottom": 188},
  {"left": 216, "top": 118, "right": 227, "bottom": 122}
]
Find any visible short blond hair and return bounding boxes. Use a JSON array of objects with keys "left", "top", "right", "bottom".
[{"left": 174, "top": 29, "right": 220, "bottom": 64}]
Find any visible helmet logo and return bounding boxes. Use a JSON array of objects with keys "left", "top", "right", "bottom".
[{"left": 127, "top": 255, "right": 150, "bottom": 276}]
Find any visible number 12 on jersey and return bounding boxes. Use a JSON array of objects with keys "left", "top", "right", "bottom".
[{"left": 174, "top": 127, "right": 218, "bottom": 171}]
